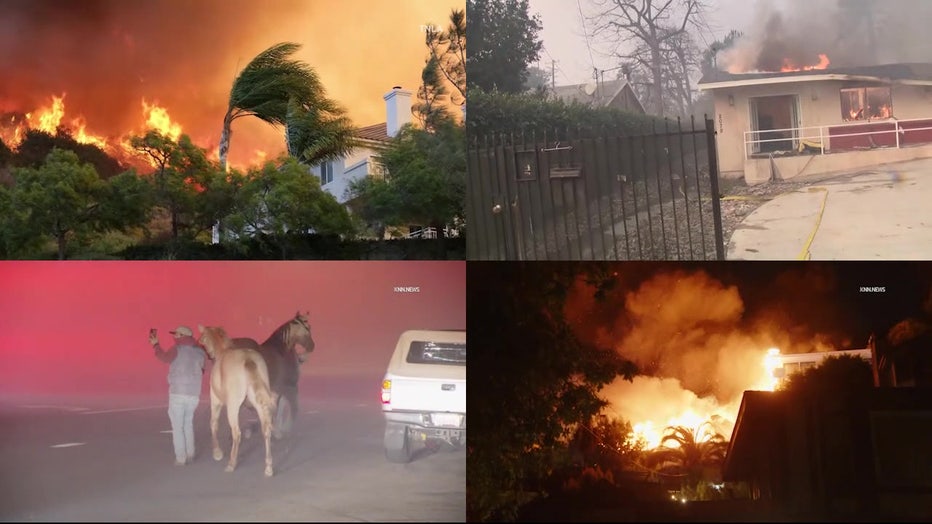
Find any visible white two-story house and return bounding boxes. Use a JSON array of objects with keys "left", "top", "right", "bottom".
[
  {"left": 311, "top": 86, "right": 413, "bottom": 205},
  {"left": 210, "top": 87, "right": 416, "bottom": 244}
]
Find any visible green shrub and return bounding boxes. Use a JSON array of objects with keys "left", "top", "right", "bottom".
[{"left": 466, "top": 88, "right": 671, "bottom": 141}]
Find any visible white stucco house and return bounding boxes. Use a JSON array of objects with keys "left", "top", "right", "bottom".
[
  {"left": 310, "top": 86, "right": 412, "bottom": 204},
  {"left": 210, "top": 86, "right": 434, "bottom": 243}
]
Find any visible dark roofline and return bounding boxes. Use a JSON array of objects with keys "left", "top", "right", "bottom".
[
  {"left": 698, "top": 62, "right": 932, "bottom": 89},
  {"left": 721, "top": 390, "right": 782, "bottom": 482},
  {"left": 547, "top": 78, "right": 642, "bottom": 110}
]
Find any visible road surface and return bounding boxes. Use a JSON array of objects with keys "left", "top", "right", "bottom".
[{"left": 0, "top": 373, "right": 465, "bottom": 522}]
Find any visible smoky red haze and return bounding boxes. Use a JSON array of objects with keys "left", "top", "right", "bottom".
[
  {"left": 0, "top": 261, "right": 465, "bottom": 402},
  {"left": 0, "top": 0, "right": 462, "bottom": 168}
]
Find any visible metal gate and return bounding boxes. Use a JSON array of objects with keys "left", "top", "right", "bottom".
[{"left": 467, "top": 117, "right": 725, "bottom": 260}]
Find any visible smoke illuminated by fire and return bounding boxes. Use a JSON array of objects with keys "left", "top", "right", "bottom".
[{"left": 566, "top": 269, "right": 841, "bottom": 451}]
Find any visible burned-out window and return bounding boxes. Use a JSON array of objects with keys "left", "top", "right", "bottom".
[
  {"left": 841, "top": 87, "right": 892, "bottom": 121},
  {"left": 406, "top": 341, "right": 466, "bottom": 366}
]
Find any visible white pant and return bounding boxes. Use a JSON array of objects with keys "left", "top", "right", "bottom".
[{"left": 167, "top": 393, "right": 200, "bottom": 462}]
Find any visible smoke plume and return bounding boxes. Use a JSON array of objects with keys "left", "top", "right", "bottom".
[
  {"left": 720, "top": 0, "right": 932, "bottom": 73},
  {"left": 566, "top": 266, "right": 845, "bottom": 442}
]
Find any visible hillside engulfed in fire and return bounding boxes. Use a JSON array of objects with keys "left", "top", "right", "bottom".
[
  {"left": 0, "top": 94, "right": 197, "bottom": 171},
  {"left": 0, "top": 0, "right": 448, "bottom": 171},
  {"left": 719, "top": 0, "right": 932, "bottom": 74},
  {"left": 0, "top": 0, "right": 305, "bottom": 169}
]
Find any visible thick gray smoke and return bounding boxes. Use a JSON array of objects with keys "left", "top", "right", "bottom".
[{"left": 720, "top": 0, "right": 932, "bottom": 73}]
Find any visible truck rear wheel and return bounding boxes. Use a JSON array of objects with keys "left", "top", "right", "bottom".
[{"left": 384, "top": 422, "right": 412, "bottom": 463}]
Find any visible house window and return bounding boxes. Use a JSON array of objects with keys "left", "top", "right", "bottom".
[
  {"left": 319, "top": 162, "right": 333, "bottom": 185},
  {"left": 371, "top": 161, "right": 387, "bottom": 179},
  {"left": 840, "top": 87, "right": 892, "bottom": 121}
]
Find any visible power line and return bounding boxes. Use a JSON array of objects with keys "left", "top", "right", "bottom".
[
  {"left": 539, "top": 44, "right": 573, "bottom": 86},
  {"left": 576, "top": 0, "right": 598, "bottom": 81}
]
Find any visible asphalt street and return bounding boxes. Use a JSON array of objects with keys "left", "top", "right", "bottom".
[{"left": 0, "top": 372, "right": 465, "bottom": 522}]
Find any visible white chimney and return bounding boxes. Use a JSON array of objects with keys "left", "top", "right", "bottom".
[{"left": 384, "top": 86, "right": 413, "bottom": 138}]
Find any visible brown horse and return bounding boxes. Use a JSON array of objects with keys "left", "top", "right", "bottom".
[
  {"left": 197, "top": 325, "right": 277, "bottom": 477},
  {"left": 231, "top": 311, "right": 315, "bottom": 439}
]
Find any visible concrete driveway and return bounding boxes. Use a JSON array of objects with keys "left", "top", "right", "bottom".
[{"left": 727, "top": 157, "right": 932, "bottom": 260}]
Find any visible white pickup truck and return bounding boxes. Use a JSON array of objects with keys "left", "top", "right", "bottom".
[{"left": 380, "top": 329, "right": 466, "bottom": 463}]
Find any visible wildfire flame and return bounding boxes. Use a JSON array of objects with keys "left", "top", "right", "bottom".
[
  {"left": 36, "top": 95, "right": 65, "bottom": 133},
  {"left": 142, "top": 99, "right": 182, "bottom": 142},
  {"left": 0, "top": 93, "right": 252, "bottom": 171},
  {"left": 0, "top": 93, "right": 116, "bottom": 151},
  {"left": 779, "top": 53, "right": 831, "bottom": 73},
  {"left": 626, "top": 346, "right": 782, "bottom": 451},
  {"left": 761, "top": 348, "right": 782, "bottom": 391},
  {"left": 726, "top": 53, "right": 831, "bottom": 74},
  {"left": 632, "top": 410, "right": 712, "bottom": 449}
]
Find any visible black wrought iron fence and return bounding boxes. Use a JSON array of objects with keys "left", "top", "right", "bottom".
[{"left": 467, "top": 116, "right": 725, "bottom": 260}]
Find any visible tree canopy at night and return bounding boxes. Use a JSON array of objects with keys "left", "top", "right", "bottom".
[
  {"left": 468, "top": 261, "right": 932, "bottom": 522},
  {"left": 467, "top": 262, "right": 638, "bottom": 521}
]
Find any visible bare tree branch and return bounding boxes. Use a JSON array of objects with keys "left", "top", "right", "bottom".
[{"left": 584, "top": 0, "right": 708, "bottom": 117}]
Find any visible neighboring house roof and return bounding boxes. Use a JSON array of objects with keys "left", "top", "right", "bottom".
[
  {"left": 721, "top": 390, "right": 783, "bottom": 482},
  {"left": 547, "top": 78, "right": 645, "bottom": 112},
  {"left": 698, "top": 62, "right": 932, "bottom": 90}
]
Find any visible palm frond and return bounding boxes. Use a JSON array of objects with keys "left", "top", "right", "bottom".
[
  {"left": 227, "top": 42, "right": 327, "bottom": 126},
  {"left": 285, "top": 97, "right": 358, "bottom": 165}
]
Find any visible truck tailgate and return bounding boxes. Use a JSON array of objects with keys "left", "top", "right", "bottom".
[{"left": 386, "top": 374, "right": 466, "bottom": 414}]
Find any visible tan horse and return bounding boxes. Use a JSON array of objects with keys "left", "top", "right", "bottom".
[{"left": 197, "top": 325, "right": 277, "bottom": 477}]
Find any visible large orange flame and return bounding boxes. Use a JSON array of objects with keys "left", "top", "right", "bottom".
[
  {"left": 1, "top": 93, "right": 112, "bottom": 151},
  {"left": 142, "top": 99, "right": 182, "bottom": 142},
  {"left": 625, "top": 346, "right": 781, "bottom": 451},
  {"left": 0, "top": 93, "right": 268, "bottom": 172},
  {"left": 780, "top": 53, "right": 830, "bottom": 73}
]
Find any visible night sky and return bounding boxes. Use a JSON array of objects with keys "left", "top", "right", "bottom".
[
  {"left": 0, "top": 261, "right": 465, "bottom": 401},
  {"left": 562, "top": 261, "right": 932, "bottom": 352}
]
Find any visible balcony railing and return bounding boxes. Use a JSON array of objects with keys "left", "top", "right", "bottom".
[{"left": 742, "top": 116, "right": 932, "bottom": 159}]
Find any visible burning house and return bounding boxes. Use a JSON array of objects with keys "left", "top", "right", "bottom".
[
  {"left": 696, "top": 1, "right": 932, "bottom": 185},
  {"left": 698, "top": 62, "right": 932, "bottom": 184}
]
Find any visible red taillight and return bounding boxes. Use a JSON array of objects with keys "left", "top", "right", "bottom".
[{"left": 381, "top": 379, "right": 391, "bottom": 404}]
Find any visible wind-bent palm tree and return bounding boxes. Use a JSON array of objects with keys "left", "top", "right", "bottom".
[
  {"left": 284, "top": 96, "right": 357, "bottom": 166},
  {"left": 215, "top": 42, "right": 357, "bottom": 241},
  {"left": 218, "top": 41, "right": 356, "bottom": 171}
]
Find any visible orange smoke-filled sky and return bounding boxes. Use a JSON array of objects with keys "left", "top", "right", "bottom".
[
  {"left": 0, "top": 261, "right": 466, "bottom": 401},
  {"left": 0, "top": 0, "right": 463, "bottom": 168}
]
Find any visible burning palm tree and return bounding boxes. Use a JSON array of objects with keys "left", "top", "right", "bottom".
[{"left": 644, "top": 422, "right": 727, "bottom": 495}]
